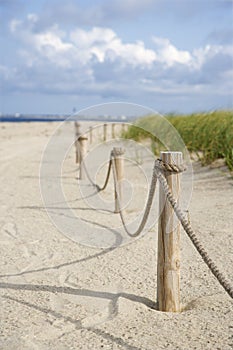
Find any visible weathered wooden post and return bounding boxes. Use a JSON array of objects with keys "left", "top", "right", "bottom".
[
  {"left": 103, "top": 123, "right": 107, "bottom": 142},
  {"left": 89, "top": 126, "right": 93, "bottom": 144},
  {"left": 112, "top": 147, "right": 125, "bottom": 213},
  {"left": 74, "top": 122, "right": 81, "bottom": 164},
  {"left": 111, "top": 123, "right": 115, "bottom": 139},
  {"left": 157, "top": 151, "right": 182, "bottom": 312},
  {"left": 78, "top": 136, "right": 88, "bottom": 180},
  {"left": 121, "top": 123, "right": 125, "bottom": 133}
]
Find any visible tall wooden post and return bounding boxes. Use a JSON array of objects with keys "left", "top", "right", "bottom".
[
  {"left": 103, "top": 123, "right": 107, "bottom": 142},
  {"left": 112, "top": 123, "right": 115, "bottom": 139},
  {"left": 157, "top": 151, "right": 182, "bottom": 312},
  {"left": 74, "top": 122, "right": 81, "bottom": 164},
  {"left": 78, "top": 136, "right": 88, "bottom": 180},
  {"left": 75, "top": 121, "right": 81, "bottom": 134},
  {"left": 89, "top": 126, "right": 93, "bottom": 144},
  {"left": 112, "top": 147, "right": 125, "bottom": 213}
]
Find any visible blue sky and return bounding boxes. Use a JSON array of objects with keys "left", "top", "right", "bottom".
[{"left": 0, "top": 0, "right": 233, "bottom": 114}]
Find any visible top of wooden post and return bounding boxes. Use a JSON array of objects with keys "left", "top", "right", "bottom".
[
  {"left": 160, "top": 151, "right": 183, "bottom": 171},
  {"left": 75, "top": 122, "right": 81, "bottom": 137},
  {"left": 112, "top": 147, "right": 125, "bottom": 157}
]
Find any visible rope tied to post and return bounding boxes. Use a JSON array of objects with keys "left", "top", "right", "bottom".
[
  {"left": 155, "top": 163, "right": 233, "bottom": 299},
  {"left": 112, "top": 157, "right": 186, "bottom": 238},
  {"left": 76, "top": 134, "right": 233, "bottom": 299},
  {"left": 113, "top": 155, "right": 233, "bottom": 299},
  {"left": 75, "top": 128, "right": 113, "bottom": 191},
  {"left": 155, "top": 158, "right": 186, "bottom": 173}
]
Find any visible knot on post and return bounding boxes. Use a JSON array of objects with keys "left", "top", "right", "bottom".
[
  {"left": 155, "top": 158, "right": 186, "bottom": 174},
  {"left": 112, "top": 147, "right": 125, "bottom": 157}
]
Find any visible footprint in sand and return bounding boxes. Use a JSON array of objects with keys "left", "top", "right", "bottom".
[{"left": 0, "top": 222, "right": 19, "bottom": 241}]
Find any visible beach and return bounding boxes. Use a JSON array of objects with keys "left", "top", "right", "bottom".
[{"left": 0, "top": 121, "right": 232, "bottom": 350}]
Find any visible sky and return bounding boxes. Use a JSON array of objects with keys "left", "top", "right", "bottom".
[{"left": 0, "top": 0, "right": 233, "bottom": 115}]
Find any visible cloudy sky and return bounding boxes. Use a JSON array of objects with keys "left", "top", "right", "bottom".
[{"left": 0, "top": 0, "right": 233, "bottom": 114}]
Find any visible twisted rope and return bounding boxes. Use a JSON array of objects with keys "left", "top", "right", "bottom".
[
  {"left": 112, "top": 155, "right": 233, "bottom": 298},
  {"left": 156, "top": 158, "right": 186, "bottom": 173},
  {"left": 97, "top": 159, "right": 112, "bottom": 191},
  {"left": 81, "top": 157, "right": 112, "bottom": 192},
  {"left": 111, "top": 155, "right": 157, "bottom": 237},
  {"left": 78, "top": 145, "right": 233, "bottom": 299},
  {"left": 154, "top": 160, "right": 233, "bottom": 299}
]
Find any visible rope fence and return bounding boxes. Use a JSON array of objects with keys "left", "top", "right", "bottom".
[{"left": 74, "top": 122, "right": 233, "bottom": 311}]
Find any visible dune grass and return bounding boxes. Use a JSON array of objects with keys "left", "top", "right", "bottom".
[{"left": 122, "top": 110, "right": 233, "bottom": 170}]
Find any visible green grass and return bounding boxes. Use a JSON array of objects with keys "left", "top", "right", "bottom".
[{"left": 122, "top": 110, "right": 233, "bottom": 170}]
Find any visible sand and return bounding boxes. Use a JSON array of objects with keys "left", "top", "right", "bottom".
[{"left": 0, "top": 121, "right": 232, "bottom": 350}]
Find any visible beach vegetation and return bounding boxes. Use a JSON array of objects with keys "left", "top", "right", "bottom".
[{"left": 122, "top": 110, "right": 233, "bottom": 170}]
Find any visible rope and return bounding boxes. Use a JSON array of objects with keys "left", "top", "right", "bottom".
[
  {"left": 77, "top": 142, "right": 233, "bottom": 299},
  {"left": 81, "top": 159, "right": 97, "bottom": 187},
  {"left": 155, "top": 158, "right": 186, "bottom": 173},
  {"left": 111, "top": 155, "right": 158, "bottom": 237},
  {"left": 97, "top": 159, "right": 112, "bottom": 191},
  {"left": 154, "top": 160, "right": 233, "bottom": 299},
  {"left": 81, "top": 157, "right": 112, "bottom": 192}
]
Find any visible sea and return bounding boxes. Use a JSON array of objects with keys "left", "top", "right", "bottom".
[{"left": 0, "top": 114, "right": 132, "bottom": 123}]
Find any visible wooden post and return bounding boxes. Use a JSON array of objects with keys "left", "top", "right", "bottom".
[
  {"left": 75, "top": 121, "right": 81, "bottom": 135},
  {"left": 121, "top": 123, "right": 125, "bottom": 133},
  {"left": 78, "top": 136, "right": 88, "bottom": 180},
  {"left": 103, "top": 123, "right": 107, "bottom": 142},
  {"left": 112, "top": 147, "right": 125, "bottom": 213},
  {"left": 157, "top": 151, "right": 182, "bottom": 312},
  {"left": 89, "top": 126, "right": 93, "bottom": 144},
  {"left": 74, "top": 122, "right": 81, "bottom": 164},
  {"left": 111, "top": 123, "right": 115, "bottom": 139},
  {"left": 75, "top": 139, "right": 80, "bottom": 164}
]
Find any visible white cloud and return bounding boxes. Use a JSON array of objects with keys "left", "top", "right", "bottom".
[
  {"left": 4, "top": 15, "right": 233, "bottom": 106},
  {"left": 70, "top": 27, "right": 117, "bottom": 49},
  {"left": 10, "top": 17, "right": 75, "bottom": 68},
  {"left": 34, "top": 30, "right": 73, "bottom": 57},
  {"left": 192, "top": 44, "right": 233, "bottom": 70},
  {"left": 9, "top": 14, "right": 233, "bottom": 73},
  {"left": 153, "top": 37, "right": 192, "bottom": 67},
  {"left": 70, "top": 27, "right": 156, "bottom": 66},
  {"left": 10, "top": 19, "right": 157, "bottom": 68},
  {"left": 69, "top": 27, "right": 117, "bottom": 64}
]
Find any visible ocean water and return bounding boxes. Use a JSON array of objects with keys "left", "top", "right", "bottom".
[
  {"left": 1, "top": 115, "right": 72, "bottom": 122},
  {"left": 0, "top": 115, "right": 130, "bottom": 123}
]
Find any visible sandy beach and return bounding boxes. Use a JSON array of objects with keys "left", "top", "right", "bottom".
[{"left": 0, "top": 121, "right": 232, "bottom": 350}]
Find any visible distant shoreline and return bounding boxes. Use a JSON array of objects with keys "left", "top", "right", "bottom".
[{"left": 0, "top": 115, "right": 133, "bottom": 123}]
